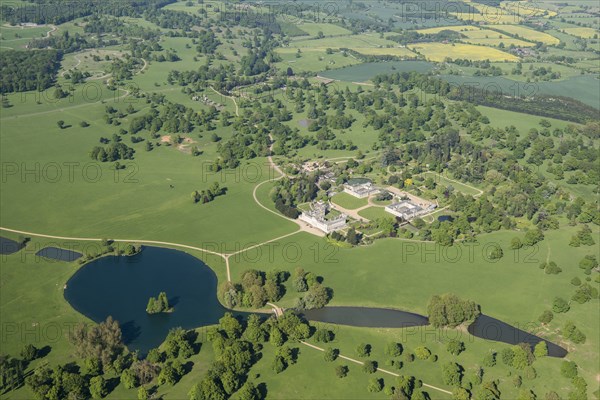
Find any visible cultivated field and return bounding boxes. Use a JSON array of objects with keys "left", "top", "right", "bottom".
[
  {"left": 490, "top": 24, "right": 561, "bottom": 45},
  {"left": 563, "top": 27, "right": 599, "bottom": 38},
  {"left": 408, "top": 42, "right": 520, "bottom": 62}
]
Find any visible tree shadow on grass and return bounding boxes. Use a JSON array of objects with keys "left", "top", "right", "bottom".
[
  {"left": 257, "top": 382, "right": 268, "bottom": 400},
  {"left": 37, "top": 345, "right": 52, "bottom": 359},
  {"left": 105, "top": 377, "right": 120, "bottom": 395}
]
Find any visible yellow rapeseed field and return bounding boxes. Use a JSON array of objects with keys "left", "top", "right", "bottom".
[{"left": 407, "top": 42, "right": 520, "bottom": 62}]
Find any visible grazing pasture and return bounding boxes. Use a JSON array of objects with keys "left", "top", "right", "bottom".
[
  {"left": 350, "top": 47, "right": 417, "bottom": 57},
  {"left": 320, "top": 61, "right": 435, "bottom": 82},
  {"left": 289, "top": 34, "right": 398, "bottom": 50},
  {"left": 275, "top": 48, "right": 361, "bottom": 72},
  {"left": 293, "top": 22, "right": 352, "bottom": 38}
]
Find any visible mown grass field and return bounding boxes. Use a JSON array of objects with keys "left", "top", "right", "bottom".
[
  {"left": 331, "top": 192, "right": 369, "bottom": 210},
  {"left": 357, "top": 206, "right": 389, "bottom": 221},
  {"left": 408, "top": 42, "right": 519, "bottom": 62}
]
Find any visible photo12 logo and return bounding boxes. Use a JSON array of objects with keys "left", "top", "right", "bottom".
[
  {"left": 199, "top": 160, "right": 278, "bottom": 184},
  {"left": 1, "top": 161, "right": 139, "bottom": 184}
]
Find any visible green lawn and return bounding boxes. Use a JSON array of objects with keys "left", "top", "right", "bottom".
[
  {"left": 358, "top": 206, "right": 390, "bottom": 221},
  {"left": 419, "top": 172, "right": 482, "bottom": 197},
  {"left": 331, "top": 192, "right": 369, "bottom": 210}
]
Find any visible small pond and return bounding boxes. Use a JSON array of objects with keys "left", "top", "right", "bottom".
[
  {"left": 437, "top": 215, "right": 454, "bottom": 222},
  {"left": 36, "top": 247, "right": 83, "bottom": 262},
  {"left": 64, "top": 246, "right": 245, "bottom": 355},
  {"left": 303, "top": 308, "right": 568, "bottom": 358},
  {"left": 0, "top": 237, "right": 24, "bottom": 255},
  {"left": 302, "top": 306, "right": 428, "bottom": 328},
  {"left": 468, "top": 315, "right": 567, "bottom": 358}
]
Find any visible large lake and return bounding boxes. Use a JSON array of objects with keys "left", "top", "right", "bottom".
[{"left": 64, "top": 247, "right": 232, "bottom": 355}]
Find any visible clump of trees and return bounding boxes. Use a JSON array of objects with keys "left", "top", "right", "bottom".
[
  {"left": 218, "top": 269, "right": 288, "bottom": 309},
  {"left": 146, "top": 292, "right": 171, "bottom": 314},
  {"left": 540, "top": 261, "right": 562, "bottom": 275},
  {"left": 427, "top": 294, "right": 480, "bottom": 328},
  {"left": 552, "top": 297, "right": 570, "bottom": 313},
  {"left": 68, "top": 316, "right": 124, "bottom": 373},
  {"left": 90, "top": 143, "right": 135, "bottom": 162},
  {"left": 218, "top": 267, "right": 332, "bottom": 311},
  {"left": 331, "top": 226, "right": 362, "bottom": 246},
  {"left": 191, "top": 182, "right": 226, "bottom": 204},
  {"left": 292, "top": 267, "right": 333, "bottom": 310},
  {"left": 579, "top": 255, "right": 598, "bottom": 275},
  {"left": 562, "top": 321, "right": 586, "bottom": 344},
  {"left": 446, "top": 340, "right": 465, "bottom": 356},
  {"left": 270, "top": 174, "right": 319, "bottom": 219},
  {"left": 569, "top": 225, "right": 595, "bottom": 247}
]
